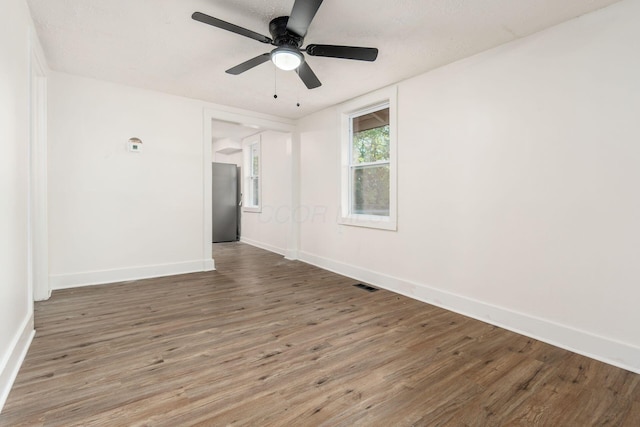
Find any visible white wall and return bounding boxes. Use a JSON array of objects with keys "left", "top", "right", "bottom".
[
  {"left": 0, "top": 0, "right": 40, "bottom": 411},
  {"left": 48, "top": 73, "right": 216, "bottom": 288},
  {"left": 48, "top": 73, "right": 296, "bottom": 288},
  {"left": 240, "top": 131, "right": 291, "bottom": 254},
  {"left": 297, "top": 0, "right": 640, "bottom": 373}
]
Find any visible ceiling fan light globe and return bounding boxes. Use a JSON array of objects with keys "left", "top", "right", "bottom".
[{"left": 271, "top": 48, "right": 303, "bottom": 71}]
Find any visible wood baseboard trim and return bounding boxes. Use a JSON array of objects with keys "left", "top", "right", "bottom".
[
  {"left": 239, "top": 237, "right": 286, "bottom": 256},
  {"left": 50, "top": 259, "right": 213, "bottom": 290},
  {"left": 298, "top": 250, "right": 640, "bottom": 374},
  {"left": 0, "top": 314, "right": 34, "bottom": 414}
]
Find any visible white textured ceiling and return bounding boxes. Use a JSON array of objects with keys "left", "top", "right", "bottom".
[{"left": 28, "top": 0, "right": 621, "bottom": 120}]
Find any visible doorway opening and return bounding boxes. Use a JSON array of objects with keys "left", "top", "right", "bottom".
[
  {"left": 202, "top": 109, "right": 296, "bottom": 269},
  {"left": 211, "top": 120, "right": 260, "bottom": 245}
]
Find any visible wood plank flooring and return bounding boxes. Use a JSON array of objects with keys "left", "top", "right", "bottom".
[{"left": 2, "top": 242, "right": 639, "bottom": 426}]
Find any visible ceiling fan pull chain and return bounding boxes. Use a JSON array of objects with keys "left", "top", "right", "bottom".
[{"left": 273, "top": 68, "right": 278, "bottom": 99}]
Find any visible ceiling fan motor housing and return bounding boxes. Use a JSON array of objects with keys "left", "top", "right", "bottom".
[{"left": 269, "top": 16, "right": 303, "bottom": 48}]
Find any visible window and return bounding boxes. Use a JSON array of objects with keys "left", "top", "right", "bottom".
[
  {"left": 350, "top": 105, "right": 390, "bottom": 216},
  {"left": 340, "top": 87, "right": 397, "bottom": 230},
  {"left": 243, "top": 136, "right": 261, "bottom": 212}
]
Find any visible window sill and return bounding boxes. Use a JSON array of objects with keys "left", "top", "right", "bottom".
[
  {"left": 243, "top": 206, "right": 262, "bottom": 213},
  {"left": 339, "top": 214, "right": 397, "bottom": 231}
]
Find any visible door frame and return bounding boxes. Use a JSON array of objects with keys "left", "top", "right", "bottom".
[
  {"left": 29, "top": 28, "right": 49, "bottom": 301},
  {"left": 202, "top": 109, "right": 297, "bottom": 268}
]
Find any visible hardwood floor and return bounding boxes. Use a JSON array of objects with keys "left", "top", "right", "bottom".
[{"left": 2, "top": 242, "right": 639, "bottom": 426}]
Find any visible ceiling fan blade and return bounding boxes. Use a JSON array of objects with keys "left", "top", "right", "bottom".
[
  {"left": 286, "top": 0, "right": 323, "bottom": 37},
  {"left": 296, "top": 61, "right": 322, "bottom": 89},
  {"left": 226, "top": 53, "right": 271, "bottom": 75},
  {"left": 192, "top": 12, "right": 272, "bottom": 44},
  {"left": 305, "top": 44, "right": 378, "bottom": 61}
]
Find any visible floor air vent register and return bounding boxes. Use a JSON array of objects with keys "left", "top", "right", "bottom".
[{"left": 353, "top": 283, "right": 379, "bottom": 292}]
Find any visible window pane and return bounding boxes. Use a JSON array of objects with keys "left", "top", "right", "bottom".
[
  {"left": 251, "top": 178, "right": 260, "bottom": 206},
  {"left": 351, "top": 165, "right": 389, "bottom": 216},
  {"left": 251, "top": 146, "right": 259, "bottom": 176},
  {"left": 251, "top": 177, "right": 259, "bottom": 206},
  {"left": 351, "top": 107, "right": 390, "bottom": 165}
]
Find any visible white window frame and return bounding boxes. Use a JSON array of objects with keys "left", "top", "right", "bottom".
[
  {"left": 243, "top": 135, "right": 261, "bottom": 213},
  {"left": 339, "top": 86, "right": 397, "bottom": 230}
]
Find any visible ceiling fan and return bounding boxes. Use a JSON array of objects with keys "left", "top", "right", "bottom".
[{"left": 192, "top": 0, "right": 378, "bottom": 89}]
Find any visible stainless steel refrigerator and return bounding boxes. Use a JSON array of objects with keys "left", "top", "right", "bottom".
[{"left": 212, "top": 162, "right": 240, "bottom": 243}]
